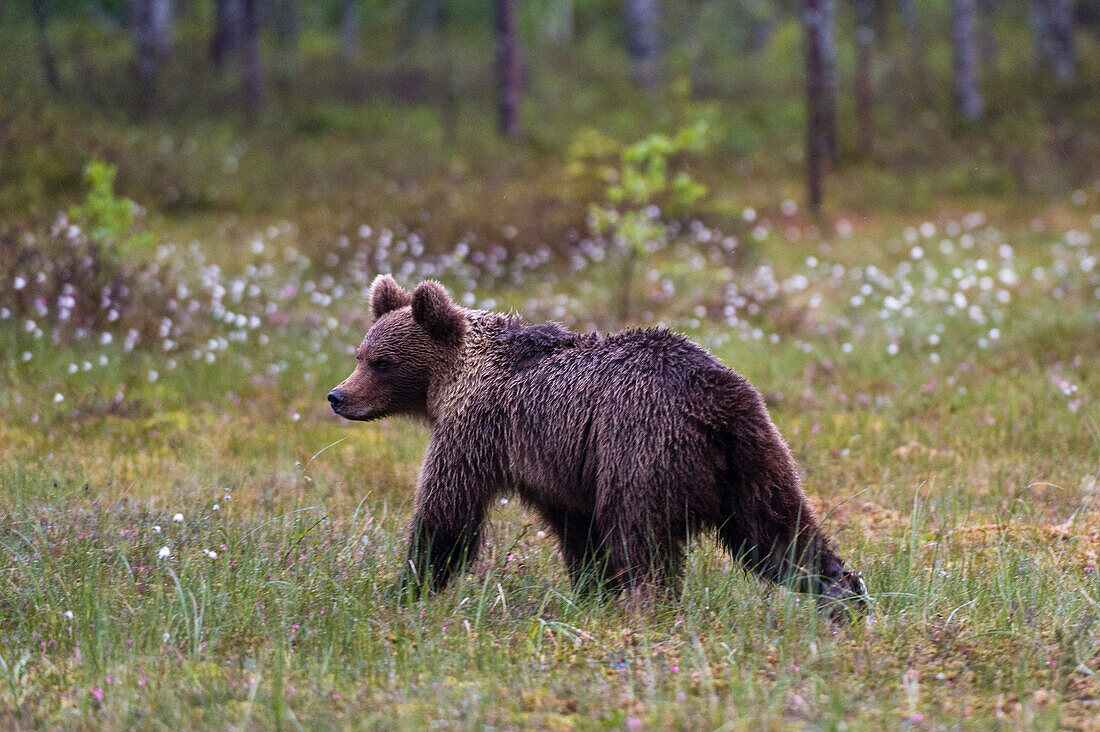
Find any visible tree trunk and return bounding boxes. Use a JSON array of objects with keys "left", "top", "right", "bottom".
[
  {"left": 976, "top": 0, "right": 998, "bottom": 81},
  {"left": 952, "top": 0, "right": 983, "bottom": 123},
  {"left": 340, "top": 0, "right": 359, "bottom": 62},
  {"left": 1030, "top": 0, "right": 1075, "bottom": 81},
  {"left": 854, "top": 0, "right": 874, "bottom": 155},
  {"left": 544, "top": 0, "right": 573, "bottom": 46},
  {"left": 872, "top": 0, "right": 889, "bottom": 47},
  {"left": 31, "top": 0, "right": 61, "bottom": 92},
  {"left": 744, "top": 15, "right": 776, "bottom": 53},
  {"left": 897, "top": 0, "right": 926, "bottom": 94},
  {"left": 272, "top": 0, "right": 299, "bottom": 80},
  {"left": 804, "top": 0, "right": 826, "bottom": 214},
  {"left": 623, "top": 0, "right": 660, "bottom": 88},
  {"left": 686, "top": 2, "right": 705, "bottom": 95},
  {"left": 272, "top": 0, "right": 299, "bottom": 44},
  {"left": 210, "top": 0, "right": 242, "bottom": 66},
  {"left": 494, "top": 0, "right": 522, "bottom": 138},
  {"left": 133, "top": 0, "right": 172, "bottom": 108},
  {"left": 241, "top": 0, "right": 262, "bottom": 115},
  {"left": 1051, "top": 0, "right": 1075, "bottom": 82},
  {"left": 397, "top": 0, "right": 444, "bottom": 53},
  {"left": 820, "top": 0, "right": 838, "bottom": 161}
]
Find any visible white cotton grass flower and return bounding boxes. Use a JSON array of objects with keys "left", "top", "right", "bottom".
[
  {"left": 158, "top": 546, "right": 171, "bottom": 559},
  {"left": 64, "top": 610, "right": 74, "bottom": 620},
  {"left": 203, "top": 549, "right": 218, "bottom": 559},
  {"left": 172, "top": 513, "right": 184, "bottom": 523},
  {"left": 152, "top": 525, "right": 162, "bottom": 534},
  {"left": 212, "top": 503, "right": 219, "bottom": 512},
  {"left": 53, "top": 393, "right": 64, "bottom": 403}
]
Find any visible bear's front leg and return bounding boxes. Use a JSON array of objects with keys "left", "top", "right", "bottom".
[
  {"left": 398, "top": 436, "right": 492, "bottom": 598},
  {"left": 719, "top": 504, "right": 868, "bottom": 620}
]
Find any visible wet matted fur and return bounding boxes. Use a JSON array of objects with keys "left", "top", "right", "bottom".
[{"left": 329, "top": 275, "right": 868, "bottom": 617}]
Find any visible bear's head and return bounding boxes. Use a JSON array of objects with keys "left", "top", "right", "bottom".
[{"left": 328, "top": 275, "right": 467, "bottom": 421}]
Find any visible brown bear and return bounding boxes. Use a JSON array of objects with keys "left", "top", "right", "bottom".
[{"left": 329, "top": 275, "right": 867, "bottom": 617}]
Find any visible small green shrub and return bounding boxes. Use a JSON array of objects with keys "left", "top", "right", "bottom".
[
  {"left": 570, "top": 121, "right": 711, "bottom": 322},
  {"left": 68, "top": 160, "right": 155, "bottom": 258}
]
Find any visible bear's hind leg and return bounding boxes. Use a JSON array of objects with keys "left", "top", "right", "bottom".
[
  {"left": 539, "top": 509, "right": 607, "bottom": 594},
  {"left": 595, "top": 501, "right": 685, "bottom": 596}
]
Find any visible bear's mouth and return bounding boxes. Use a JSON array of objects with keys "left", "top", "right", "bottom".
[{"left": 331, "top": 404, "right": 384, "bottom": 422}]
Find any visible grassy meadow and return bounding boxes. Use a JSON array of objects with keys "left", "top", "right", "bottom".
[{"left": 3, "top": 6, "right": 1100, "bottom": 729}]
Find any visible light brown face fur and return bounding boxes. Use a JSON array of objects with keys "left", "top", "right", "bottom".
[
  {"left": 329, "top": 310, "right": 435, "bottom": 420},
  {"left": 327, "top": 276, "right": 465, "bottom": 421}
]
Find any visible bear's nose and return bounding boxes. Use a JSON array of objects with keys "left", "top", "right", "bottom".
[{"left": 327, "top": 389, "right": 346, "bottom": 409}]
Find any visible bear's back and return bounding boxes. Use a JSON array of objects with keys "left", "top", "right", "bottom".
[
  {"left": 505, "top": 322, "right": 723, "bottom": 378},
  {"left": 487, "top": 318, "right": 743, "bottom": 428},
  {"left": 479, "top": 319, "right": 743, "bottom": 507}
]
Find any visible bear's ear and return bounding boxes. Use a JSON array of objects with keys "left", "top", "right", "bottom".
[
  {"left": 370, "top": 274, "right": 412, "bottom": 319},
  {"left": 411, "top": 280, "right": 466, "bottom": 346}
]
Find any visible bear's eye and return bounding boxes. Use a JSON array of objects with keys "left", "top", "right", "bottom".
[{"left": 372, "top": 359, "right": 393, "bottom": 373}]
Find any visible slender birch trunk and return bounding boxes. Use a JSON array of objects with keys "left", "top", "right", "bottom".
[
  {"left": 952, "top": 0, "right": 983, "bottom": 123},
  {"left": 623, "top": 0, "right": 660, "bottom": 88},
  {"left": 32, "top": 0, "right": 61, "bottom": 92},
  {"left": 494, "top": 0, "right": 522, "bottom": 138},
  {"left": 854, "top": 0, "right": 874, "bottom": 155},
  {"left": 241, "top": 0, "right": 262, "bottom": 115},
  {"left": 804, "top": 0, "right": 826, "bottom": 214}
]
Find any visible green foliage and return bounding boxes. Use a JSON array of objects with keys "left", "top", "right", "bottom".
[
  {"left": 0, "top": 649, "right": 31, "bottom": 708},
  {"left": 576, "top": 121, "right": 710, "bottom": 214},
  {"left": 607, "top": 123, "right": 709, "bottom": 208},
  {"left": 571, "top": 121, "right": 710, "bottom": 321},
  {"left": 68, "top": 160, "right": 155, "bottom": 257}
]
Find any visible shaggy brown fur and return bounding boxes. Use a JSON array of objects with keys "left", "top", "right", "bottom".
[{"left": 329, "top": 275, "right": 868, "bottom": 617}]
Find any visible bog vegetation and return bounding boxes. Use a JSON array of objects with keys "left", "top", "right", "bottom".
[{"left": 1, "top": 1, "right": 1100, "bottom": 728}]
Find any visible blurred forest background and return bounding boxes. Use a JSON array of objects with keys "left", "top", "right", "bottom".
[
  {"left": 4, "top": 2, "right": 1100, "bottom": 727},
  {"left": 4, "top": 0, "right": 1100, "bottom": 247}
]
